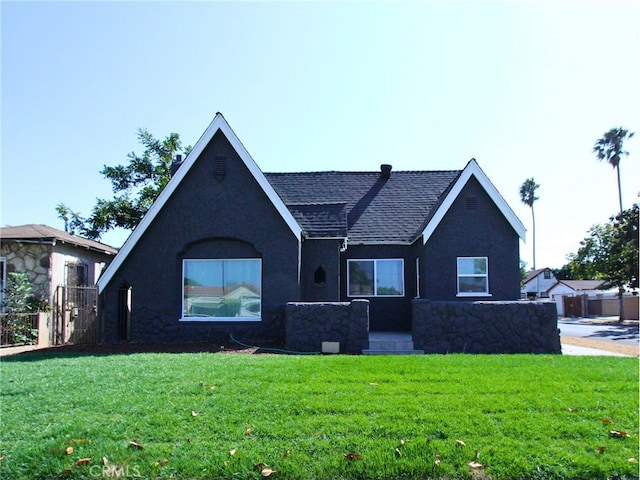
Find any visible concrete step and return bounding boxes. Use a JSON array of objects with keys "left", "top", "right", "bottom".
[
  {"left": 362, "top": 348, "right": 425, "bottom": 355},
  {"left": 363, "top": 332, "right": 424, "bottom": 355}
]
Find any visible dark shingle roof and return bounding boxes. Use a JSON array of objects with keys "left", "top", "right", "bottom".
[
  {"left": 264, "top": 170, "right": 461, "bottom": 244},
  {"left": 0, "top": 224, "right": 118, "bottom": 255},
  {"left": 287, "top": 203, "right": 348, "bottom": 238}
]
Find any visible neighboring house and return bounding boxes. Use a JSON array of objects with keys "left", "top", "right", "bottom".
[
  {"left": 97, "top": 113, "right": 526, "bottom": 344},
  {"left": 0, "top": 224, "right": 117, "bottom": 309},
  {"left": 547, "top": 279, "right": 610, "bottom": 316},
  {"left": 521, "top": 268, "right": 557, "bottom": 298}
]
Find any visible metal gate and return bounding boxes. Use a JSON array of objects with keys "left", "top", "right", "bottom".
[{"left": 54, "top": 286, "right": 98, "bottom": 345}]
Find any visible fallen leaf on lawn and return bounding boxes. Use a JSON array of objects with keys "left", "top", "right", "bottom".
[
  {"left": 610, "top": 430, "right": 631, "bottom": 438},
  {"left": 598, "top": 446, "right": 606, "bottom": 454},
  {"left": 469, "top": 461, "right": 483, "bottom": 469},
  {"left": 369, "top": 382, "right": 379, "bottom": 386},
  {"left": 455, "top": 440, "right": 466, "bottom": 447},
  {"left": 434, "top": 453, "right": 441, "bottom": 466},
  {"left": 245, "top": 428, "right": 252, "bottom": 436},
  {"left": 76, "top": 458, "right": 92, "bottom": 466},
  {"left": 191, "top": 411, "right": 199, "bottom": 417},
  {"left": 261, "top": 468, "right": 276, "bottom": 476},
  {"left": 395, "top": 448, "right": 402, "bottom": 457},
  {"left": 156, "top": 459, "right": 169, "bottom": 467},
  {"left": 102, "top": 457, "right": 109, "bottom": 466},
  {"left": 65, "top": 447, "right": 74, "bottom": 455},
  {"left": 344, "top": 453, "right": 363, "bottom": 460},
  {"left": 568, "top": 408, "right": 578, "bottom": 413},
  {"left": 61, "top": 468, "right": 73, "bottom": 474},
  {"left": 0, "top": 456, "right": 4, "bottom": 461},
  {"left": 229, "top": 449, "right": 237, "bottom": 456},
  {"left": 602, "top": 418, "right": 613, "bottom": 424},
  {"left": 223, "top": 461, "right": 229, "bottom": 467},
  {"left": 209, "top": 385, "right": 216, "bottom": 390},
  {"left": 629, "top": 458, "right": 638, "bottom": 463},
  {"left": 283, "top": 450, "right": 291, "bottom": 457},
  {"left": 129, "top": 440, "right": 144, "bottom": 450}
]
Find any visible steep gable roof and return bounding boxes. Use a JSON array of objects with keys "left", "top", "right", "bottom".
[
  {"left": 420, "top": 159, "right": 526, "bottom": 243},
  {"left": 97, "top": 113, "right": 302, "bottom": 293},
  {"left": 0, "top": 224, "right": 117, "bottom": 255},
  {"left": 265, "top": 170, "right": 460, "bottom": 244}
]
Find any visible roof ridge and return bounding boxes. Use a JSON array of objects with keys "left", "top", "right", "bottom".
[{"left": 265, "top": 169, "right": 463, "bottom": 175}]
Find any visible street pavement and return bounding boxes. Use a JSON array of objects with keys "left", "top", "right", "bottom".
[{"left": 559, "top": 317, "right": 639, "bottom": 357}]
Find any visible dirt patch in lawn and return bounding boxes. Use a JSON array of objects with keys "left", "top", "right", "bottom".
[{"left": 562, "top": 336, "right": 639, "bottom": 357}]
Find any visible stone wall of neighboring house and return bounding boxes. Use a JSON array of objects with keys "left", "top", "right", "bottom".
[
  {"left": 1, "top": 242, "right": 53, "bottom": 303},
  {"left": 285, "top": 300, "right": 369, "bottom": 354},
  {"left": 412, "top": 300, "right": 561, "bottom": 354}
]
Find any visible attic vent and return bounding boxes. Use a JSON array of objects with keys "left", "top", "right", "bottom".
[
  {"left": 214, "top": 155, "right": 226, "bottom": 180},
  {"left": 465, "top": 196, "right": 477, "bottom": 211},
  {"left": 380, "top": 164, "right": 392, "bottom": 180}
]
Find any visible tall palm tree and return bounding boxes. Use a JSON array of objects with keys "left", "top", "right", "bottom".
[
  {"left": 593, "top": 127, "right": 635, "bottom": 216},
  {"left": 593, "top": 127, "right": 635, "bottom": 321},
  {"left": 520, "top": 178, "right": 540, "bottom": 296}
]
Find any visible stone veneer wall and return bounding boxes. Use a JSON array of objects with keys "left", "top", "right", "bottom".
[
  {"left": 412, "top": 300, "right": 561, "bottom": 354},
  {"left": 1, "top": 243, "right": 52, "bottom": 303},
  {"left": 285, "top": 300, "right": 369, "bottom": 354}
]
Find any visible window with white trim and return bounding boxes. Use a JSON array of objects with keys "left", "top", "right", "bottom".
[
  {"left": 182, "top": 259, "right": 261, "bottom": 321},
  {"left": 348, "top": 259, "right": 404, "bottom": 297},
  {"left": 457, "top": 257, "right": 489, "bottom": 296}
]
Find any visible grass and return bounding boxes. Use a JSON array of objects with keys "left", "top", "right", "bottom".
[{"left": 0, "top": 352, "right": 638, "bottom": 480}]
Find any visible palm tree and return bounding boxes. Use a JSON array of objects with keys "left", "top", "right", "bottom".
[
  {"left": 593, "top": 127, "right": 635, "bottom": 321},
  {"left": 593, "top": 127, "right": 635, "bottom": 216},
  {"left": 520, "top": 178, "right": 540, "bottom": 296}
]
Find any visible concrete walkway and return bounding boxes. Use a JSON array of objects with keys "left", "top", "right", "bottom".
[{"left": 561, "top": 344, "right": 631, "bottom": 357}]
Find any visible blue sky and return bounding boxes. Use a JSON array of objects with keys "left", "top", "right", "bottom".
[{"left": 2, "top": 1, "right": 638, "bottom": 270}]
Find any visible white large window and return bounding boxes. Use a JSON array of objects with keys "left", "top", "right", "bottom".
[
  {"left": 348, "top": 259, "right": 404, "bottom": 297},
  {"left": 182, "top": 259, "right": 261, "bottom": 321},
  {"left": 457, "top": 257, "right": 489, "bottom": 296}
]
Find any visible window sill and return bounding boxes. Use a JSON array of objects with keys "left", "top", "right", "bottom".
[
  {"left": 456, "top": 293, "right": 492, "bottom": 298},
  {"left": 179, "top": 317, "right": 262, "bottom": 322}
]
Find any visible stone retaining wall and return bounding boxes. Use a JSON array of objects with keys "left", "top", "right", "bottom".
[
  {"left": 285, "top": 300, "right": 369, "bottom": 353},
  {"left": 412, "top": 300, "right": 561, "bottom": 354}
]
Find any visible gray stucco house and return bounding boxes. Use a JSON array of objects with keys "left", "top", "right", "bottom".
[{"left": 97, "top": 113, "right": 526, "bottom": 345}]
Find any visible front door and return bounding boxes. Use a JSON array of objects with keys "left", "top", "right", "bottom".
[{"left": 346, "top": 258, "right": 412, "bottom": 332}]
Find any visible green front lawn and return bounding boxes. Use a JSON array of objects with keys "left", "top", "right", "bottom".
[{"left": 1, "top": 352, "right": 638, "bottom": 479}]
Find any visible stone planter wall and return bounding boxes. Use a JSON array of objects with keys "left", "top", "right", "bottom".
[
  {"left": 285, "top": 300, "right": 369, "bottom": 354},
  {"left": 412, "top": 300, "right": 561, "bottom": 354}
]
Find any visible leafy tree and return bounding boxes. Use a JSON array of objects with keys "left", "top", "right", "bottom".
[
  {"left": 58, "top": 129, "right": 191, "bottom": 240},
  {"left": 567, "top": 204, "right": 639, "bottom": 321},
  {"left": 519, "top": 259, "right": 528, "bottom": 285},
  {"left": 551, "top": 263, "right": 573, "bottom": 280},
  {"left": 55, "top": 203, "right": 85, "bottom": 234},
  {"left": 593, "top": 127, "right": 634, "bottom": 216}
]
